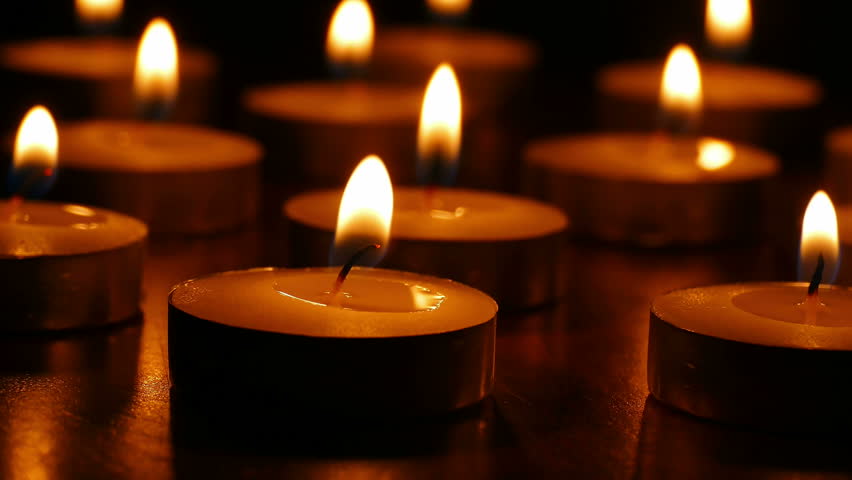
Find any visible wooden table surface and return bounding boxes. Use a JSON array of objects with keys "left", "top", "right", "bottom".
[{"left": 2, "top": 216, "right": 852, "bottom": 480}]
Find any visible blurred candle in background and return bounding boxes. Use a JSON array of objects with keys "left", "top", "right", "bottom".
[
  {"left": 596, "top": 0, "right": 822, "bottom": 169},
  {"left": 0, "top": 1, "right": 216, "bottom": 126},
  {"left": 48, "top": 18, "right": 261, "bottom": 235},
  {"left": 241, "top": 0, "right": 422, "bottom": 191},
  {"left": 525, "top": 43, "right": 779, "bottom": 247}
]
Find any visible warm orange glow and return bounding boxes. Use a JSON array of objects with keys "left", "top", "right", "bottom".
[
  {"left": 326, "top": 0, "right": 374, "bottom": 69},
  {"left": 427, "top": 0, "right": 472, "bottom": 17},
  {"left": 696, "top": 138, "right": 734, "bottom": 171},
  {"left": 134, "top": 18, "right": 179, "bottom": 107},
  {"left": 800, "top": 191, "right": 839, "bottom": 283},
  {"left": 14, "top": 106, "right": 58, "bottom": 170},
  {"left": 706, "top": 0, "right": 752, "bottom": 50},
  {"left": 76, "top": 0, "right": 123, "bottom": 25},
  {"left": 418, "top": 63, "right": 462, "bottom": 170},
  {"left": 334, "top": 155, "right": 394, "bottom": 253},
  {"left": 660, "top": 44, "right": 702, "bottom": 120}
]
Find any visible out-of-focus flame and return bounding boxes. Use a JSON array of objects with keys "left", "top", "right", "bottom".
[
  {"left": 706, "top": 0, "right": 752, "bottom": 51},
  {"left": 333, "top": 155, "right": 393, "bottom": 266},
  {"left": 660, "top": 44, "right": 702, "bottom": 124},
  {"left": 76, "top": 0, "right": 123, "bottom": 26},
  {"left": 696, "top": 138, "right": 735, "bottom": 171},
  {"left": 799, "top": 190, "right": 839, "bottom": 284},
  {"left": 418, "top": 63, "right": 462, "bottom": 185},
  {"left": 326, "top": 0, "right": 374, "bottom": 71},
  {"left": 427, "top": 0, "right": 472, "bottom": 17},
  {"left": 14, "top": 106, "right": 58, "bottom": 171},
  {"left": 134, "top": 18, "right": 179, "bottom": 112}
]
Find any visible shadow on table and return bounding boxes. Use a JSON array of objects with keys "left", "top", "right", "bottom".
[
  {"left": 169, "top": 394, "right": 518, "bottom": 458},
  {"left": 634, "top": 396, "right": 852, "bottom": 479}
]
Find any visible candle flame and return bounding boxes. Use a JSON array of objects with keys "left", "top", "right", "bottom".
[
  {"left": 326, "top": 0, "right": 374, "bottom": 71},
  {"left": 660, "top": 44, "right": 702, "bottom": 125},
  {"left": 14, "top": 106, "right": 58, "bottom": 171},
  {"left": 799, "top": 191, "right": 839, "bottom": 284},
  {"left": 134, "top": 18, "right": 179, "bottom": 113},
  {"left": 706, "top": 0, "right": 752, "bottom": 51},
  {"left": 418, "top": 63, "right": 462, "bottom": 185},
  {"left": 427, "top": 0, "right": 472, "bottom": 17},
  {"left": 333, "top": 155, "right": 393, "bottom": 266},
  {"left": 76, "top": 0, "right": 123, "bottom": 26},
  {"left": 696, "top": 138, "right": 734, "bottom": 171}
]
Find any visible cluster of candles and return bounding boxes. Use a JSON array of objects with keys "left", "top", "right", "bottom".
[{"left": 2, "top": 0, "right": 852, "bottom": 425}]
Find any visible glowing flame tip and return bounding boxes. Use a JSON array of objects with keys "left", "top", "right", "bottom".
[
  {"left": 799, "top": 190, "right": 840, "bottom": 284},
  {"left": 326, "top": 0, "right": 374, "bottom": 70}
]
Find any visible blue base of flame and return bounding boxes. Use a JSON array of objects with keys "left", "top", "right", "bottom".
[{"left": 7, "top": 165, "right": 57, "bottom": 199}]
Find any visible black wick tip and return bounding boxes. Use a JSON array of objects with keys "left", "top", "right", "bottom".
[
  {"left": 808, "top": 253, "right": 825, "bottom": 297},
  {"left": 333, "top": 243, "right": 381, "bottom": 293}
]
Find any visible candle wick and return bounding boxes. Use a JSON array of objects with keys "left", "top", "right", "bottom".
[
  {"left": 807, "top": 253, "right": 825, "bottom": 297},
  {"left": 330, "top": 243, "right": 382, "bottom": 298}
]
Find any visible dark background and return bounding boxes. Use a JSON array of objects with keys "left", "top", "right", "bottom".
[{"left": 0, "top": 1, "right": 842, "bottom": 134}]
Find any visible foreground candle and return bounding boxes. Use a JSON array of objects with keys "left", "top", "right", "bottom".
[
  {"left": 2, "top": 106, "right": 147, "bottom": 332},
  {"left": 0, "top": 7, "right": 215, "bottom": 123},
  {"left": 49, "top": 19, "right": 262, "bottom": 234},
  {"left": 169, "top": 267, "right": 496, "bottom": 415},
  {"left": 648, "top": 192, "right": 849, "bottom": 430},
  {"left": 597, "top": 8, "right": 821, "bottom": 165},
  {"left": 170, "top": 156, "right": 497, "bottom": 416},
  {"left": 241, "top": 0, "right": 422, "bottom": 187}
]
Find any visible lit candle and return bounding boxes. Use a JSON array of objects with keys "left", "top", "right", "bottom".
[
  {"left": 0, "top": 2, "right": 216, "bottom": 123},
  {"left": 524, "top": 45, "right": 779, "bottom": 246},
  {"left": 1, "top": 106, "right": 147, "bottom": 332},
  {"left": 50, "top": 18, "right": 262, "bottom": 235},
  {"left": 241, "top": 0, "right": 423, "bottom": 188},
  {"left": 284, "top": 65, "right": 567, "bottom": 309},
  {"left": 371, "top": 0, "right": 537, "bottom": 113},
  {"left": 168, "top": 156, "right": 497, "bottom": 416},
  {"left": 648, "top": 191, "right": 852, "bottom": 430},
  {"left": 597, "top": 1, "right": 821, "bottom": 166}
]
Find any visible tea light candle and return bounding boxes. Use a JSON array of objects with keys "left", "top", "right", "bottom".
[
  {"left": 169, "top": 156, "right": 497, "bottom": 416},
  {"left": 285, "top": 66, "right": 567, "bottom": 308},
  {"left": 53, "top": 121, "right": 261, "bottom": 234},
  {"left": 370, "top": 0, "right": 536, "bottom": 112},
  {"left": 241, "top": 0, "right": 422, "bottom": 188},
  {"left": 526, "top": 46, "right": 779, "bottom": 246},
  {"left": 1, "top": 106, "right": 147, "bottom": 332},
  {"left": 285, "top": 187, "right": 566, "bottom": 309},
  {"left": 0, "top": 7, "right": 215, "bottom": 123},
  {"left": 597, "top": 10, "right": 822, "bottom": 165},
  {"left": 648, "top": 192, "right": 852, "bottom": 430},
  {"left": 524, "top": 133, "right": 777, "bottom": 246},
  {"left": 49, "top": 19, "right": 262, "bottom": 234}
]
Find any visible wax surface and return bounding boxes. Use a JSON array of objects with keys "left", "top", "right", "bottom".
[
  {"left": 598, "top": 60, "right": 821, "bottom": 109},
  {"left": 0, "top": 201, "right": 147, "bottom": 257},
  {"left": 243, "top": 82, "right": 422, "bottom": 124},
  {"left": 652, "top": 283, "right": 852, "bottom": 350},
  {"left": 1, "top": 37, "right": 214, "bottom": 79},
  {"left": 285, "top": 187, "right": 567, "bottom": 241},
  {"left": 60, "top": 121, "right": 262, "bottom": 172},
  {"left": 374, "top": 27, "right": 536, "bottom": 71},
  {"left": 525, "top": 133, "right": 778, "bottom": 182},
  {"left": 170, "top": 267, "right": 497, "bottom": 338}
]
